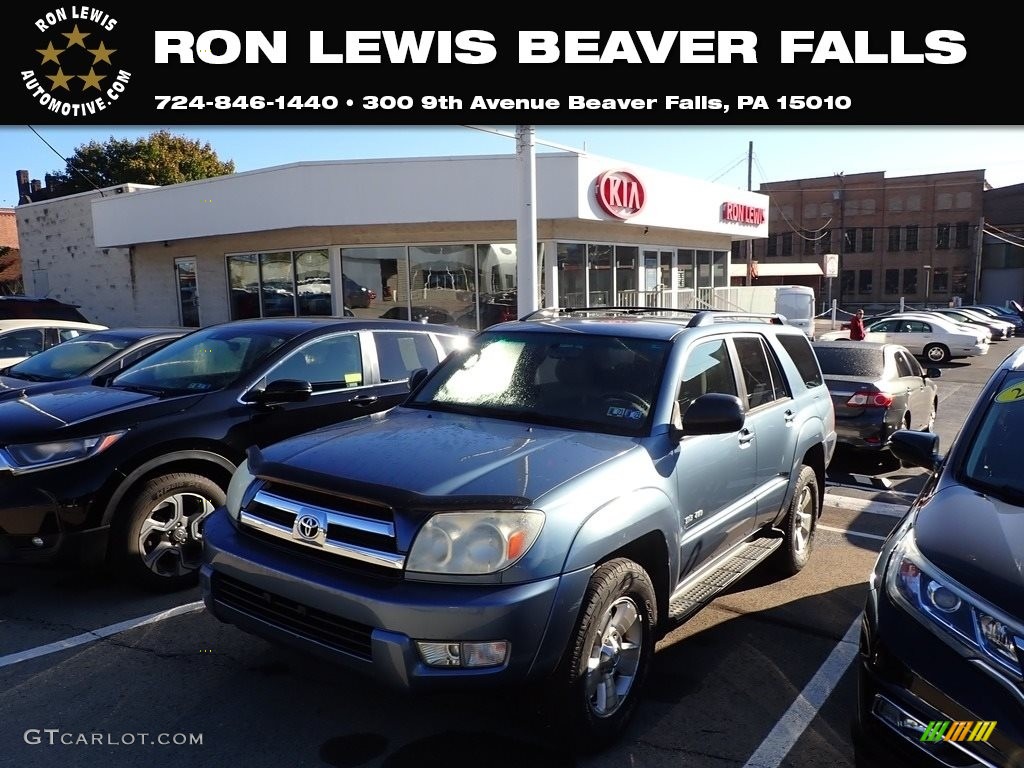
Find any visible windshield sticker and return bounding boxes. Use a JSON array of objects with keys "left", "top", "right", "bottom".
[
  {"left": 187, "top": 382, "right": 211, "bottom": 390},
  {"left": 627, "top": 409, "right": 644, "bottom": 420},
  {"left": 994, "top": 383, "right": 1024, "bottom": 403},
  {"left": 606, "top": 406, "right": 626, "bottom": 418}
]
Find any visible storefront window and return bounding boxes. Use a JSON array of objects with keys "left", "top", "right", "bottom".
[
  {"left": 615, "top": 246, "right": 638, "bottom": 300},
  {"left": 408, "top": 244, "right": 477, "bottom": 328},
  {"left": 677, "top": 249, "right": 695, "bottom": 289},
  {"left": 260, "top": 251, "right": 296, "bottom": 317},
  {"left": 227, "top": 254, "right": 260, "bottom": 319},
  {"left": 341, "top": 246, "right": 404, "bottom": 319},
  {"left": 588, "top": 244, "right": 613, "bottom": 306},
  {"left": 557, "top": 243, "right": 586, "bottom": 307},
  {"left": 295, "top": 249, "right": 331, "bottom": 316}
]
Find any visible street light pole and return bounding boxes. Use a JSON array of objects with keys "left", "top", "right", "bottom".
[{"left": 834, "top": 172, "right": 845, "bottom": 307}]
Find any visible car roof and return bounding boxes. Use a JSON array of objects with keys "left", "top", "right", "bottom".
[
  {"left": 202, "top": 316, "right": 471, "bottom": 336},
  {"left": 0, "top": 319, "right": 106, "bottom": 331},
  {"left": 80, "top": 327, "right": 190, "bottom": 341},
  {"left": 813, "top": 340, "right": 892, "bottom": 351}
]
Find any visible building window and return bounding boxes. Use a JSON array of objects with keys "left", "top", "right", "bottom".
[
  {"left": 781, "top": 232, "right": 792, "bottom": 257},
  {"left": 936, "top": 224, "right": 950, "bottom": 250},
  {"left": 766, "top": 234, "right": 777, "bottom": 257},
  {"left": 843, "top": 229, "right": 856, "bottom": 253},
  {"left": 888, "top": 226, "right": 901, "bottom": 252},
  {"left": 818, "top": 230, "right": 832, "bottom": 255},
  {"left": 955, "top": 222, "right": 970, "bottom": 249},
  {"left": 952, "top": 267, "right": 970, "bottom": 297},
  {"left": 932, "top": 267, "right": 949, "bottom": 293},
  {"left": 903, "top": 268, "right": 919, "bottom": 295},
  {"left": 860, "top": 227, "right": 874, "bottom": 252},
  {"left": 841, "top": 269, "right": 855, "bottom": 296},
  {"left": 884, "top": 268, "right": 900, "bottom": 295},
  {"left": 858, "top": 269, "right": 873, "bottom": 294},
  {"left": 802, "top": 231, "right": 815, "bottom": 255},
  {"left": 905, "top": 225, "right": 919, "bottom": 252},
  {"left": 227, "top": 248, "right": 333, "bottom": 321}
]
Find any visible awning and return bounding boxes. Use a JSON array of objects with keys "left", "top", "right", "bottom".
[{"left": 729, "top": 262, "right": 824, "bottom": 278}]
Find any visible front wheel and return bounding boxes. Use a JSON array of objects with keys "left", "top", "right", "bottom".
[
  {"left": 553, "top": 558, "right": 657, "bottom": 752},
  {"left": 115, "top": 472, "right": 225, "bottom": 592},
  {"left": 772, "top": 465, "right": 819, "bottom": 576},
  {"left": 923, "top": 343, "right": 950, "bottom": 364}
]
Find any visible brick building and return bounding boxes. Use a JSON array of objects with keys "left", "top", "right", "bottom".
[
  {"left": 752, "top": 170, "right": 987, "bottom": 310},
  {"left": 0, "top": 208, "right": 21, "bottom": 293}
]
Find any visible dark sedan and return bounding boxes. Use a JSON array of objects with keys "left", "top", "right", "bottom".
[
  {"left": 379, "top": 305, "right": 454, "bottom": 324},
  {"left": 855, "top": 348, "right": 1024, "bottom": 768},
  {"left": 814, "top": 340, "right": 939, "bottom": 452},
  {"left": 0, "top": 326, "right": 186, "bottom": 401}
]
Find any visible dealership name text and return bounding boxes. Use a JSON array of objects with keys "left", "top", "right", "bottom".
[{"left": 152, "top": 30, "right": 967, "bottom": 65}]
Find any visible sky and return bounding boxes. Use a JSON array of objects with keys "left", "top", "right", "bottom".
[{"left": 3, "top": 124, "right": 1024, "bottom": 208}]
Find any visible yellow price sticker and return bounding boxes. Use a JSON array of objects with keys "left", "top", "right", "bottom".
[
  {"left": 994, "top": 383, "right": 1024, "bottom": 403},
  {"left": 344, "top": 372, "right": 362, "bottom": 385}
]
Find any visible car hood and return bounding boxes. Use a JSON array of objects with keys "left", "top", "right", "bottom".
[
  {"left": 915, "top": 483, "right": 1024, "bottom": 618},
  {"left": 0, "top": 385, "right": 203, "bottom": 444},
  {"left": 252, "top": 407, "right": 638, "bottom": 504},
  {"left": 0, "top": 374, "right": 87, "bottom": 402}
]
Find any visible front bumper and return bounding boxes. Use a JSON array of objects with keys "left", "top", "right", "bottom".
[
  {"left": 201, "top": 509, "right": 592, "bottom": 691},
  {"left": 855, "top": 587, "right": 1024, "bottom": 767}
]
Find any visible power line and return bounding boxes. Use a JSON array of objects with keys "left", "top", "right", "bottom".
[{"left": 25, "top": 125, "right": 104, "bottom": 194}]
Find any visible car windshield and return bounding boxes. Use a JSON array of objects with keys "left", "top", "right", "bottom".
[
  {"left": 961, "top": 373, "right": 1024, "bottom": 502},
  {"left": 407, "top": 330, "right": 669, "bottom": 436},
  {"left": 814, "top": 347, "right": 885, "bottom": 377},
  {"left": 112, "top": 326, "right": 290, "bottom": 395},
  {"left": 5, "top": 334, "right": 133, "bottom": 381}
]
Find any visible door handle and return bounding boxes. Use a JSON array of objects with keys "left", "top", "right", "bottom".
[
  {"left": 351, "top": 395, "right": 379, "bottom": 406},
  {"left": 738, "top": 429, "right": 755, "bottom": 445},
  {"left": 784, "top": 409, "right": 795, "bottom": 423}
]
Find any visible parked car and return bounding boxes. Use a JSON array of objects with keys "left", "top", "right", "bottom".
[
  {"left": 379, "top": 305, "right": 454, "bottom": 324},
  {"left": 814, "top": 340, "right": 939, "bottom": 452},
  {"left": 0, "top": 317, "right": 471, "bottom": 591},
  {"left": 202, "top": 308, "right": 837, "bottom": 751},
  {"left": 855, "top": 346, "right": 1024, "bottom": 768},
  {"left": 454, "top": 299, "right": 518, "bottom": 330},
  {"left": 0, "top": 295, "right": 91, "bottom": 322},
  {"left": 343, "top": 274, "right": 376, "bottom": 309},
  {"left": 963, "top": 304, "right": 1024, "bottom": 334},
  {"left": 0, "top": 319, "right": 108, "bottom": 368},
  {"left": 820, "top": 313, "right": 989, "bottom": 363},
  {"left": 921, "top": 307, "right": 1014, "bottom": 340},
  {"left": 0, "top": 327, "right": 186, "bottom": 402}
]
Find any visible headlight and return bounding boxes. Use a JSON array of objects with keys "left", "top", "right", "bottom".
[
  {"left": 407, "top": 510, "right": 544, "bottom": 575},
  {"left": 224, "top": 459, "right": 255, "bottom": 521},
  {"left": 886, "top": 529, "right": 1023, "bottom": 677},
  {"left": 1, "top": 431, "right": 126, "bottom": 473}
]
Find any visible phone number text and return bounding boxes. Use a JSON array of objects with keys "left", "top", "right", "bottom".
[{"left": 155, "top": 96, "right": 341, "bottom": 110}]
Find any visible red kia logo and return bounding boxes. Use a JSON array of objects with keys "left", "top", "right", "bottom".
[{"left": 595, "top": 170, "right": 646, "bottom": 220}]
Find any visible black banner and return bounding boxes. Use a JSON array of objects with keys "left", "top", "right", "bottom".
[{"left": 0, "top": 6, "right": 1010, "bottom": 125}]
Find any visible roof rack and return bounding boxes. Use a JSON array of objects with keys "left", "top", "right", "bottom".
[
  {"left": 520, "top": 306, "right": 702, "bottom": 321},
  {"left": 686, "top": 311, "right": 786, "bottom": 327}
]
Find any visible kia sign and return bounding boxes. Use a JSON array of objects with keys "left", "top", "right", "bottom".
[{"left": 595, "top": 170, "right": 646, "bottom": 220}]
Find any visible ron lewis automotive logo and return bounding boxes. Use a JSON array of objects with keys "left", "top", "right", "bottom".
[{"left": 19, "top": 6, "right": 131, "bottom": 118}]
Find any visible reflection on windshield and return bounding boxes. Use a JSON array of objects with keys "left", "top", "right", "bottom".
[
  {"left": 112, "top": 328, "right": 289, "bottom": 394},
  {"left": 962, "top": 375, "right": 1024, "bottom": 500},
  {"left": 410, "top": 331, "right": 669, "bottom": 435},
  {"left": 8, "top": 337, "right": 130, "bottom": 381}
]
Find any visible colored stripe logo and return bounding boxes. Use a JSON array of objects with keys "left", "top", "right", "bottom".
[{"left": 920, "top": 721, "right": 996, "bottom": 743}]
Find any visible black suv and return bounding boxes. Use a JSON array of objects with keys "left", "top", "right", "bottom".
[
  {"left": 855, "top": 346, "right": 1024, "bottom": 767},
  {"left": 202, "top": 308, "right": 837, "bottom": 750},
  {"left": 0, "top": 296, "right": 90, "bottom": 322},
  {"left": 0, "top": 317, "right": 469, "bottom": 591}
]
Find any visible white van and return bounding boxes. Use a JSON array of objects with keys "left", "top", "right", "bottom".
[{"left": 774, "top": 285, "right": 816, "bottom": 339}]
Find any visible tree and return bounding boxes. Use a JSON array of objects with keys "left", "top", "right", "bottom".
[{"left": 47, "top": 130, "right": 235, "bottom": 194}]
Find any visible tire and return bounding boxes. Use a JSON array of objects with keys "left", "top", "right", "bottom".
[
  {"left": 552, "top": 558, "right": 657, "bottom": 753},
  {"left": 925, "top": 399, "right": 937, "bottom": 433},
  {"left": 772, "top": 465, "right": 819, "bottom": 576},
  {"left": 923, "top": 343, "right": 950, "bottom": 364},
  {"left": 114, "top": 472, "right": 225, "bottom": 592}
]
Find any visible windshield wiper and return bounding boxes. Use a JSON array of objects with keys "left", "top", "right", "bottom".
[
  {"left": 968, "top": 478, "right": 1024, "bottom": 505},
  {"left": 113, "top": 383, "right": 168, "bottom": 396},
  {"left": 4, "top": 372, "right": 52, "bottom": 382}
]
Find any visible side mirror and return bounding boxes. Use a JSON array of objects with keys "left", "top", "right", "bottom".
[
  {"left": 924, "top": 367, "right": 941, "bottom": 379},
  {"left": 246, "top": 378, "right": 313, "bottom": 405},
  {"left": 889, "top": 430, "right": 941, "bottom": 471},
  {"left": 681, "top": 393, "right": 745, "bottom": 437},
  {"left": 91, "top": 371, "right": 117, "bottom": 387},
  {"left": 407, "top": 367, "right": 429, "bottom": 392}
]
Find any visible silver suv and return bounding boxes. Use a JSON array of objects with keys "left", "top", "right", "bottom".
[{"left": 201, "top": 308, "right": 837, "bottom": 751}]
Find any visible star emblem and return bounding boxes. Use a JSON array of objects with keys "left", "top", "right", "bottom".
[
  {"left": 36, "top": 41, "right": 64, "bottom": 65},
  {"left": 87, "top": 41, "right": 116, "bottom": 65},
  {"left": 62, "top": 24, "right": 90, "bottom": 48},
  {"left": 78, "top": 68, "right": 106, "bottom": 91},
  {"left": 46, "top": 67, "right": 74, "bottom": 91}
]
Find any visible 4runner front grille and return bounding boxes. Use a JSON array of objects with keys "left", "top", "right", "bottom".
[{"left": 238, "top": 484, "right": 405, "bottom": 573}]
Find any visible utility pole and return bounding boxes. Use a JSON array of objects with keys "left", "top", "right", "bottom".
[
  {"left": 973, "top": 215, "right": 985, "bottom": 304},
  {"left": 835, "top": 172, "right": 845, "bottom": 307},
  {"left": 745, "top": 141, "right": 753, "bottom": 287},
  {"left": 515, "top": 125, "right": 539, "bottom": 319}
]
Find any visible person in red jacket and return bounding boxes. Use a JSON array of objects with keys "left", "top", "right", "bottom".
[{"left": 849, "top": 309, "right": 867, "bottom": 340}]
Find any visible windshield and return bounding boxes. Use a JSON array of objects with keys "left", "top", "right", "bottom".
[
  {"left": 961, "top": 373, "right": 1024, "bottom": 502},
  {"left": 112, "top": 326, "right": 290, "bottom": 395},
  {"left": 6, "top": 334, "right": 132, "bottom": 381},
  {"left": 814, "top": 346, "right": 885, "bottom": 377},
  {"left": 408, "top": 331, "right": 670, "bottom": 436},
  {"left": 777, "top": 292, "right": 813, "bottom": 321}
]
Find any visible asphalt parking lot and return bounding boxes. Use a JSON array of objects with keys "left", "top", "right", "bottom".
[{"left": 2, "top": 335, "right": 1020, "bottom": 768}]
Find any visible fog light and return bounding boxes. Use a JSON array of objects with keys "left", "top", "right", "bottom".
[
  {"left": 873, "top": 695, "right": 925, "bottom": 736},
  {"left": 416, "top": 640, "right": 508, "bottom": 668},
  {"left": 31, "top": 537, "right": 44, "bottom": 547}
]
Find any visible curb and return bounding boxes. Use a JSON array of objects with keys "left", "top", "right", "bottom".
[{"left": 822, "top": 493, "right": 911, "bottom": 518}]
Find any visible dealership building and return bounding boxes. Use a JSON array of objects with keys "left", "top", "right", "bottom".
[{"left": 16, "top": 153, "right": 768, "bottom": 329}]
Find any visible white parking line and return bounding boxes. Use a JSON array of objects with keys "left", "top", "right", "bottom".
[
  {"left": 822, "top": 492, "right": 911, "bottom": 518},
  {"left": 0, "top": 601, "right": 204, "bottom": 669},
  {"left": 742, "top": 616, "right": 862, "bottom": 768},
  {"left": 817, "top": 524, "right": 888, "bottom": 542}
]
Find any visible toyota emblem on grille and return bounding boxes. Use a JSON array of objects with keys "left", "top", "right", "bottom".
[{"left": 295, "top": 514, "right": 321, "bottom": 541}]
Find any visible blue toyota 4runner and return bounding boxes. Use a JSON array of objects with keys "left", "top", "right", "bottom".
[{"left": 201, "top": 308, "right": 837, "bottom": 750}]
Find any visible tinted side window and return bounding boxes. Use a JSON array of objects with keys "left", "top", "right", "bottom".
[
  {"left": 894, "top": 351, "right": 915, "bottom": 378},
  {"left": 777, "top": 334, "right": 823, "bottom": 388},
  {"left": 270, "top": 334, "right": 364, "bottom": 389},
  {"left": 678, "top": 339, "right": 737, "bottom": 412},
  {"left": 0, "top": 329, "right": 45, "bottom": 357},
  {"left": 373, "top": 331, "right": 440, "bottom": 382},
  {"left": 733, "top": 336, "right": 786, "bottom": 409}
]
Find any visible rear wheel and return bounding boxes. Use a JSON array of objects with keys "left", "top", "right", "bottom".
[
  {"left": 923, "top": 343, "right": 949, "bottom": 364},
  {"left": 772, "top": 465, "right": 818, "bottom": 576}
]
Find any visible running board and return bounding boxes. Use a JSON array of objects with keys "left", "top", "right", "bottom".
[{"left": 667, "top": 536, "right": 783, "bottom": 623}]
